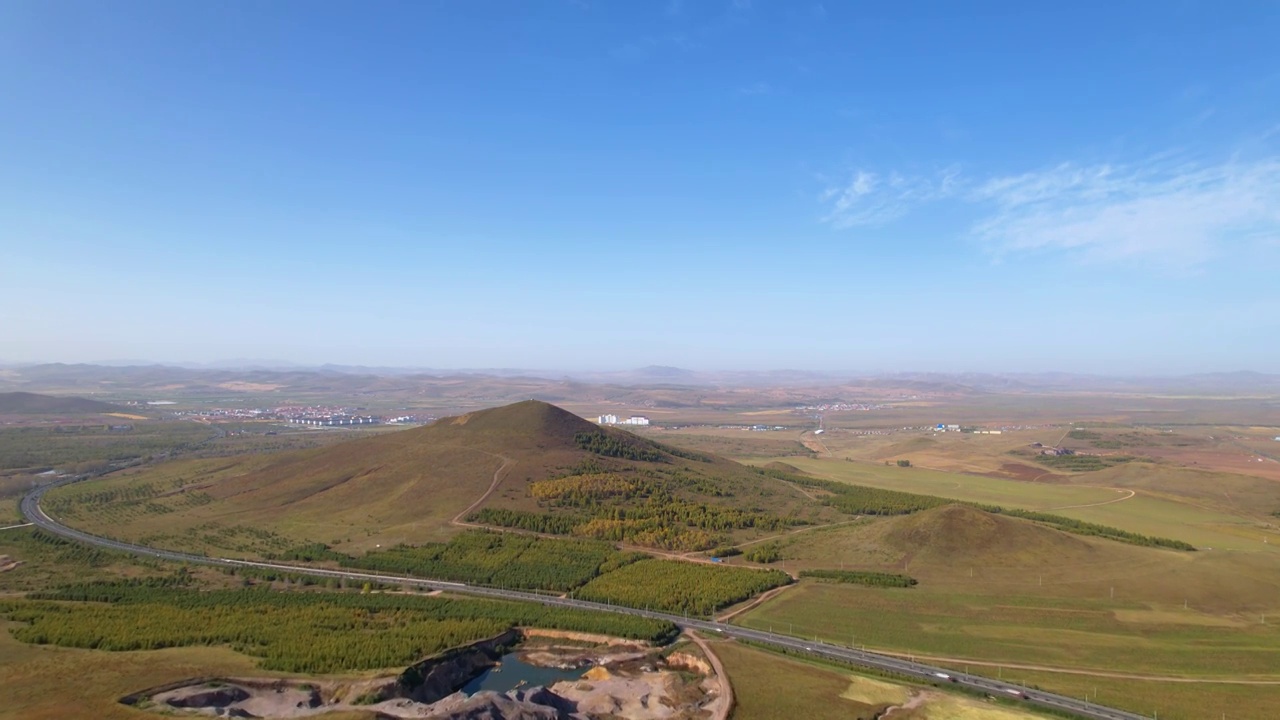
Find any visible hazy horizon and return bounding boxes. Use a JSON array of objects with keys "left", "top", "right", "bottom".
[{"left": 3, "top": 2, "right": 1277, "bottom": 373}]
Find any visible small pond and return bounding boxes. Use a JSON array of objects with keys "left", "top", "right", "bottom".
[{"left": 461, "top": 652, "right": 588, "bottom": 695}]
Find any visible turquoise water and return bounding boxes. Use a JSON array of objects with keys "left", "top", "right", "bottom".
[{"left": 461, "top": 653, "right": 588, "bottom": 695}]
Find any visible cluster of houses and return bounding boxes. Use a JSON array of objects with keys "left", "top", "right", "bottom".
[
  {"left": 934, "top": 424, "right": 1002, "bottom": 434},
  {"left": 597, "top": 414, "right": 651, "bottom": 426},
  {"left": 291, "top": 416, "right": 381, "bottom": 427}
]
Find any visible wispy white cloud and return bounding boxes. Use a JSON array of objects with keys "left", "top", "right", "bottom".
[
  {"left": 972, "top": 157, "right": 1280, "bottom": 266},
  {"left": 738, "top": 81, "right": 773, "bottom": 96},
  {"left": 821, "top": 154, "right": 1280, "bottom": 267},
  {"left": 821, "top": 167, "right": 959, "bottom": 227}
]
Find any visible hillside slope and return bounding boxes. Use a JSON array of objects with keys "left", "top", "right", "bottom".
[{"left": 0, "top": 391, "right": 123, "bottom": 415}]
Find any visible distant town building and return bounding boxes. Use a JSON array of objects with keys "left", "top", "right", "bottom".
[
  {"left": 597, "top": 415, "right": 649, "bottom": 426},
  {"left": 294, "top": 416, "right": 381, "bottom": 426}
]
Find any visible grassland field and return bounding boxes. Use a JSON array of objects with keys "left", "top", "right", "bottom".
[
  {"left": 735, "top": 582, "right": 1280, "bottom": 719},
  {"left": 988, "top": 669, "right": 1280, "bottom": 720},
  {"left": 711, "top": 638, "right": 1048, "bottom": 720}
]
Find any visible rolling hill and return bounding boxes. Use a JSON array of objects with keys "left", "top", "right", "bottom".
[
  {"left": 779, "top": 503, "right": 1159, "bottom": 580},
  {"left": 52, "top": 401, "right": 831, "bottom": 553},
  {"left": 0, "top": 391, "right": 124, "bottom": 415},
  {"left": 876, "top": 503, "right": 1104, "bottom": 566}
]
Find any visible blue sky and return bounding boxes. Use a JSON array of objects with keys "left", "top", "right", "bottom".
[{"left": 2, "top": 1, "right": 1278, "bottom": 373}]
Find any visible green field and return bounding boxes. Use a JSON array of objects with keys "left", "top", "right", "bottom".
[
  {"left": 737, "top": 582, "right": 1280, "bottom": 719},
  {"left": 989, "top": 668, "right": 1280, "bottom": 720},
  {"left": 712, "top": 639, "right": 1047, "bottom": 720}
]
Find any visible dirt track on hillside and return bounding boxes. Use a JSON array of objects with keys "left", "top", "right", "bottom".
[{"left": 451, "top": 452, "right": 513, "bottom": 526}]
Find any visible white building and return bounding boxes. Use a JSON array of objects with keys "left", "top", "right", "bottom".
[
  {"left": 621, "top": 416, "right": 650, "bottom": 426},
  {"left": 597, "top": 414, "right": 618, "bottom": 425}
]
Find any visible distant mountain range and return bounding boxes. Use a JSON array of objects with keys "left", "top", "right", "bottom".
[{"left": 1, "top": 362, "right": 1277, "bottom": 401}]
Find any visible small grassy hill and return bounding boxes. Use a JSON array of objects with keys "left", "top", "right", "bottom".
[
  {"left": 777, "top": 503, "right": 1157, "bottom": 580},
  {"left": 48, "top": 401, "right": 832, "bottom": 554},
  {"left": 0, "top": 392, "right": 122, "bottom": 415},
  {"left": 877, "top": 503, "right": 1100, "bottom": 566}
]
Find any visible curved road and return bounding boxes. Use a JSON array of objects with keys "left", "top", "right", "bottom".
[{"left": 21, "top": 476, "right": 1151, "bottom": 720}]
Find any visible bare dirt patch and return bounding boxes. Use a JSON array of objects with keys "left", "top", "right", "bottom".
[
  {"left": 990, "top": 463, "right": 1064, "bottom": 482},
  {"left": 217, "top": 382, "right": 284, "bottom": 392}
]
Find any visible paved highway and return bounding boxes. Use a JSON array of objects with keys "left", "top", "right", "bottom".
[{"left": 21, "top": 475, "right": 1152, "bottom": 720}]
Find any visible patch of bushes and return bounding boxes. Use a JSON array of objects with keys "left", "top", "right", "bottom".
[
  {"left": 743, "top": 543, "right": 782, "bottom": 564},
  {"left": 799, "top": 569, "right": 917, "bottom": 588}
]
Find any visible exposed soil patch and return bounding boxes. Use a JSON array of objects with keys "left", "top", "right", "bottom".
[
  {"left": 217, "top": 382, "right": 284, "bottom": 392},
  {"left": 0, "top": 555, "right": 21, "bottom": 573},
  {"left": 988, "top": 463, "right": 1064, "bottom": 482}
]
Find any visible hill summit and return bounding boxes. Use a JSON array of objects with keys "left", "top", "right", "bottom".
[{"left": 427, "top": 399, "right": 601, "bottom": 447}]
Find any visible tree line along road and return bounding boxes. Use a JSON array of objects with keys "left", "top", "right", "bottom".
[{"left": 20, "top": 475, "right": 1152, "bottom": 720}]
